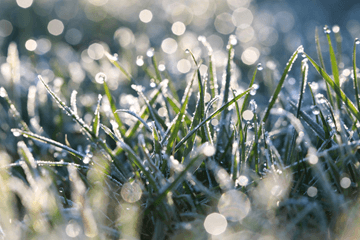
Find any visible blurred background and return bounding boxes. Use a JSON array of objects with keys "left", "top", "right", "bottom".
[
  {"left": 0, "top": 0, "right": 360, "bottom": 137},
  {"left": 0, "top": 0, "right": 359, "bottom": 86}
]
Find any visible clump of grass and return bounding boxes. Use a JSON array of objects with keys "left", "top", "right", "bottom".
[{"left": 1, "top": 28, "right": 360, "bottom": 240}]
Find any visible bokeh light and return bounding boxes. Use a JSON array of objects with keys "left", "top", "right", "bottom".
[
  {"left": 65, "top": 28, "right": 83, "bottom": 45},
  {"left": 171, "top": 21, "right": 186, "bottom": 36},
  {"left": 203, "top": 213, "right": 227, "bottom": 235},
  {"left": 217, "top": 189, "right": 251, "bottom": 222},
  {"left": 16, "top": 0, "right": 33, "bottom": 9},
  {"left": 47, "top": 19, "right": 64, "bottom": 36},
  {"left": 25, "top": 39, "right": 37, "bottom": 51},
  {"left": 88, "top": 43, "right": 104, "bottom": 60},
  {"left": 177, "top": 59, "right": 191, "bottom": 73},
  {"left": 161, "top": 38, "right": 178, "bottom": 54},
  {"left": 121, "top": 182, "right": 142, "bottom": 203},
  {"left": 0, "top": 20, "right": 13, "bottom": 37},
  {"left": 214, "top": 13, "right": 235, "bottom": 35},
  {"left": 307, "top": 186, "right": 318, "bottom": 197},
  {"left": 139, "top": 9, "right": 153, "bottom": 23},
  {"left": 232, "top": 8, "right": 253, "bottom": 29},
  {"left": 241, "top": 47, "right": 260, "bottom": 65},
  {"left": 340, "top": 177, "right": 351, "bottom": 189},
  {"left": 242, "top": 110, "right": 254, "bottom": 121}
]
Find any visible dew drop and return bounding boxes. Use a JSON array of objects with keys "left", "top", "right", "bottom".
[
  {"left": 0, "top": 87, "right": 7, "bottom": 98},
  {"left": 198, "top": 36, "right": 206, "bottom": 43},
  {"left": 11, "top": 129, "right": 21, "bottom": 137},
  {"left": 311, "top": 105, "right": 320, "bottom": 115},
  {"left": 136, "top": 55, "right": 144, "bottom": 66},
  {"left": 323, "top": 25, "right": 331, "bottom": 34},
  {"left": 95, "top": 72, "right": 107, "bottom": 84},
  {"left": 249, "top": 99, "right": 257, "bottom": 111},
  {"left": 146, "top": 48, "right": 154, "bottom": 57},
  {"left": 185, "top": 49, "right": 190, "bottom": 54},
  {"left": 355, "top": 38, "right": 360, "bottom": 45},
  {"left": 59, "top": 187, "right": 64, "bottom": 193},
  {"left": 158, "top": 64, "right": 166, "bottom": 71},
  {"left": 150, "top": 81, "right": 156, "bottom": 88},
  {"left": 257, "top": 63, "right": 263, "bottom": 71},
  {"left": 229, "top": 34, "right": 238, "bottom": 46}
]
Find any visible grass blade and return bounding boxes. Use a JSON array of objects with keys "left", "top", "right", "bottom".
[
  {"left": 92, "top": 94, "right": 102, "bottom": 138},
  {"left": 305, "top": 53, "right": 360, "bottom": 121},
  {"left": 261, "top": 45, "right": 302, "bottom": 125},
  {"left": 115, "top": 109, "right": 152, "bottom": 132},
  {"left": 105, "top": 52, "right": 134, "bottom": 83},
  {"left": 103, "top": 79, "right": 126, "bottom": 136},
  {"left": 324, "top": 26, "right": 341, "bottom": 109},
  {"left": 241, "top": 68, "right": 257, "bottom": 114},
  {"left": 315, "top": 27, "right": 334, "bottom": 107},
  {"left": 353, "top": 38, "right": 360, "bottom": 110},
  {"left": 175, "top": 86, "right": 253, "bottom": 151},
  {"left": 11, "top": 129, "right": 85, "bottom": 159},
  {"left": 165, "top": 69, "right": 196, "bottom": 153}
]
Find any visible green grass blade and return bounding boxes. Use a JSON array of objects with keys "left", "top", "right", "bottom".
[
  {"left": 125, "top": 87, "right": 161, "bottom": 138},
  {"left": 315, "top": 27, "right": 334, "bottom": 107},
  {"left": 115, "top": 109, "right": 152, "bottom": 132},
  {"left": 289, "top": 102, "right": 327, "bottom": 141},
  {"left": 103, "top": 80, "right": 126, "bottom": 136},
  {"left": 353, "top": 38, "right": 360, "bottom": 110},
  {"left": 241, "top": 68, "right": 257, "bottom": 114},
  {"left": 132, "top": 85, "right": 164, "bottom": 136},
  {"left": 305, "top": 53, "right": 360, "bottom": 121},
  {"left": 11, "top": 129, "right": 85, "bottom": 159},
  {"left": 105, "top": 52, "right": 134, "bottom": 83},
  {"left": 175, "top": 86, "right": 253, "bottom": 151},
  {"left": 165, "top": 70, "right": 196, "bottom": 153},
  {"left": 0, "top": 87, "right": 30, "bottom": 131},
  {"left": 296, "top": 59, "right": 309, "bottom": 118},
  {"left": 92, "top": 94, "right": 102, "bottom": 138},
  {"left": 151, "top": 55, "right": 162, "bottom": 84},
  {"left": 324, "top": 27, "right": 341, "bottom": 109},
  {"left": 262, "top": 45, "right": 302, "bottom": 124},
  {"left": 183, "top": 50, "right": 206, "bottom": 155},
  {"left": 38, "top": 75, "right": 95, "bottom": 139},
  {"left": 146, "top": 145, "right": 208, "bottom": 214}
]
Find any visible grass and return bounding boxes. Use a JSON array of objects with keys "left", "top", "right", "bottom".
[{"left": 1, "top": 28, "right": 360, "bottom": 240}]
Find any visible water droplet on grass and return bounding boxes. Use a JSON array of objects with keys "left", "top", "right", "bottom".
[
  {"left": 136, "top": 55, "right": 144, "bottom": 66},
  {"left": 250, "top": 99, "right": 257, "bottom": 111},
  {"left": 150, "top": 81, "right": 156, "bottom": 88},
  {"left": 257, "top": 63, "right": 263, "bottom": 71},
  {"left": 146, "top": 48, "right": 154, "bottom": 57},
  {"left": 355, "top": 38, "right": 360, "bottom": 45},
  {"left": 198, "top": 36, "right": 206, "bottom": 43},
  {"left": 11, "top": 129, "right": 21, "bottom": 137},
  {"left": 0, "top": 87, "right": 7, "bottom": 98},
  {"left": 95, "top": 72, "right": 107, "bottom": 84},
  {"left": 185, "top": 49, "right": 190, "bottom": 53},
  {"left": 311, "top": 105, "right": 320, "bottom": 115},
  {"left": 229, "top": 34, "right": 238, "bottom": 45},
  {"left": 323, "top": 25, "right": 331, "bottom": 34}
]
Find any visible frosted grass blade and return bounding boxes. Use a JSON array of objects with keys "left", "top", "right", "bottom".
[
  {"left": 325, "top": 28, "right": 341, "bottom": 109},
  {"left": 305, "top": 53, "right": 360, "bottom": 121},
  {"left": 261, "top": 45, "right": 302, "bottom": 127},
  {"left": 315, "top": 27, "right": 334, "bottom": 107},
  {"left": 175, "top": 86, "right": 253, "bottom": 151},
  {"left": 166, "top": 69, "right": 196, "bottom": 153},
  {"left": 11, "top": 129, "right": 85, "bottom": 159},
  {"left": 115, "top": 109, "right": 152, "bottom": 132},
  {"left": 103, "top": 80, "right": 126, "bottom": 136},
  {"left": 353, "top": 38, "right": 360, "bottom": 110},
  {"left": 92, "top": 94, "right": 102, "bottom": 138}
]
